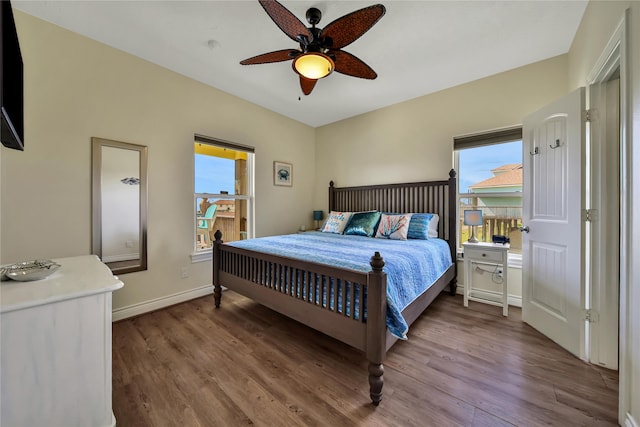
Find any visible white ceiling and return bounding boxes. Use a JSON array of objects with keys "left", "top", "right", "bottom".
[{"left": 14, "top": 0, "right": 588, "bottom": 127}]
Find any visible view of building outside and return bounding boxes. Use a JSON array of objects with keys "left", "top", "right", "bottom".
[
  {"left": 458, "top": 141, "right": 523, "bottom": 253},
  {"left": 194, "top": 144, "right": 250, "bottom": 250}
]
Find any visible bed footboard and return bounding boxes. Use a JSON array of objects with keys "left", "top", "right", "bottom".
[
  {"left": 211, "top": 170, "right": 457, "bottom": 406},
  {"left": 213, "top": 232, "right": 388, "bottom": 404}
]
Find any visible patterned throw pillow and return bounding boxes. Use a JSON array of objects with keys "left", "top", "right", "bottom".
[
  {"left": 321, "top": 211, "right": 353, "bottom": 234},
  {"left": 344, "top": 211, "right": 382, "bottom": 237},
  {"left": 375, "top": 213, "right": 413, "bottom": 240},
  {"left": 408, "top": 213, "right": 437, "bottom": 239}
]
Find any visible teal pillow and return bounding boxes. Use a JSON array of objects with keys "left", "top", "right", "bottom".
[{"left": 344, "top": 211, "right": 382, "bottom": 237}]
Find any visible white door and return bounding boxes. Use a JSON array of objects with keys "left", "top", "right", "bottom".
[{"left": 522, "top": 88, "right": 586, "bottom": 359}]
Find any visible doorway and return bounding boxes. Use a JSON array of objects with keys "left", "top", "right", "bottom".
[
  {"left": 587, "top": 73, "right": 620, "bottom": 370},
  {"left": 585, "top": 13, "right": 629, "bottom": 423}
]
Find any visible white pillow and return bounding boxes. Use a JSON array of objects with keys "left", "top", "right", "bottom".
[
  {"left": 428, "top": 214, "right": 439, "bottom": 238},
  {"left": 321, "top": 211, "right": 353, "bottom": 234}
]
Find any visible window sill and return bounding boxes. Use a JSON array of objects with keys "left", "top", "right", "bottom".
[{"left": 191, "top": 250, "right": 212, "bottom": 263}]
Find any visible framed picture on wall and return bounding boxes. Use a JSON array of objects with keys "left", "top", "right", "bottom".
[{"left": 274, "top": 161, "right": 292, "bottom": 186}]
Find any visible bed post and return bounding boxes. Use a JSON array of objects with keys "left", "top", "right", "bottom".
[
  {"left": 328, "top": 181, "right": 335, "bottom": 212},
  {"left": 213, "top": 230, "right": 223, "bottom": 308},
  {"left": 366, "top": 252, "right": 387, "bottom": 406},
  {"left": 448, "top": 169, "right": 458, "bottom": 295}
]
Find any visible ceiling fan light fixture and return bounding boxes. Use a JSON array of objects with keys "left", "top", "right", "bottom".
[{"left": 292, "top": 52, "right": 334, "bottom": 80}]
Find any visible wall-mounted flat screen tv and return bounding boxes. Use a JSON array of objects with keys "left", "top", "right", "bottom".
[{"left": 1, "top": 0, "right": 25, "bottom": 151}]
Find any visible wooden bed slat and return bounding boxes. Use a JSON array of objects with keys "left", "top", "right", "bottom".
[{"left": 216, "top": 244, "right": 370, "bottom": 322}]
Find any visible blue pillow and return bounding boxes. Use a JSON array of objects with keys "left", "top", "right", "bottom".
[
  {"left": 344, "top": 211, "right": 382, "bottom": 237},
  {"left": 407, "top": 213, "right": 435, "bottom": 239}
]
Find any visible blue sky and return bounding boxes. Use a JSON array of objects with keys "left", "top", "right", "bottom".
[
  {"left": 458, "top": 141, "right": 522, "bottom": 193},
  {"left": 195, "top": 154, "right": 235, "bottom": 194},
  {"left": 197, "top": 141, "right": 522, "bottom": 195}
]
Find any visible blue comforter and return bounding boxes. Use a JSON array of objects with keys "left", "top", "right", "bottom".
[{"left": 227, "top": 231, "right": 452, "bottom": 339}]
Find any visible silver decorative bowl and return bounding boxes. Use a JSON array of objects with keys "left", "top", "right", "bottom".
[{"left": 1, "top": 259, "right": 61, "bottom": 282}]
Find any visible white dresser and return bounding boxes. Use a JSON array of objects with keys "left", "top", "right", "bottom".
[{"left": 1, "top": 255, "right": 124, "bottom": 427}]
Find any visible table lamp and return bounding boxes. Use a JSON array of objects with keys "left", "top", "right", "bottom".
[
  {"left": 313, "top": 210, "right": 324, "bottom": 230},
  {"left": 464, "top": 209, "right": 483, "bottom": 243}
]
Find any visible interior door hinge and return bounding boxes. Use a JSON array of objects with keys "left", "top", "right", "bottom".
[
  {"left": 584, "top": 309, "right": 600, "bottom": 323},
  {"left": 582, "top": 209, "right": 598, "bottom": 222},
  {"left": 584, "top": 109, "right": 593, "bottom": 122}
]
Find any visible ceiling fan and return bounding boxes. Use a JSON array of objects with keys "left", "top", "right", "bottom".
[{"left": 240, "top": 0, "right": 386, "bottom": 96}]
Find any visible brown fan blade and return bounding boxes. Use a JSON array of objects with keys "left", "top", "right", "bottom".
[
  {"left": 240, "top": 49, "right": 298, "bottom": 65},
  {"left": 332, "top": 50, "right": 378, "bottom": 79},
  {"left": 321, "top": 4, "right": 385, "bottom": 49},
  {"left": 299, "top": 76, "right": 317, "bottom": 95},
  {"left": 259, "top": 0, "right": 310, "bottom": 43}
]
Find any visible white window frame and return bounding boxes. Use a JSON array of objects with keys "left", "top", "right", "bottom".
[
  {"left": 453, "top": 127, "right": 523, "bottom": 267},
  {"left": 190, "top": 136, "right": 255, "bottom": 263}
]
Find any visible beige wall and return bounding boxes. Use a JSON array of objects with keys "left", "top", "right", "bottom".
[
  {"left": 313, "top": 55, "right": 568, "bottom": 209},
  {"left": 568, "top": 1, "right": 631, "bottom": 90},
  {"left": 1, "top": 12, "right": 315, "bottom": 311}
]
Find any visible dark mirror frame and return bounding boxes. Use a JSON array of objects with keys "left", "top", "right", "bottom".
[{"left": 92, "top": 137, "right": 148, "bottom": 274}]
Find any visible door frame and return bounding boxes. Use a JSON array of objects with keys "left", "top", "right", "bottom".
[
  {"left": 586, "top": 11, "right": 629, "bottom": 423},
  {"left": 586, "top": 32, "right": 620, "bottom": 370}
]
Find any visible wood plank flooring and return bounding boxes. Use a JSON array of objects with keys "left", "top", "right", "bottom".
[{"left": 112, "top": 291, "right": 619, "bottom": 426}]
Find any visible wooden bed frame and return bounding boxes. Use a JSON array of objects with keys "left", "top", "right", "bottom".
[{"left": 212, "top": 169, "right": 457, "bottom": 405}]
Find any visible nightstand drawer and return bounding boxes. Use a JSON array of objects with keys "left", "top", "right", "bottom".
[{"left": 464, "top": 247, "right": 504, "bottom": 263}]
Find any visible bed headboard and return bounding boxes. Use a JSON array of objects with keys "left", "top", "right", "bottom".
[{"left": 328, "top": 169, "right": 457, "bottom": 260}]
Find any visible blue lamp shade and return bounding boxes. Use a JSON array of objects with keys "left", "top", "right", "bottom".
[
  {"left": 313, "top": 210, "right": 324, "bottom": 221},
  {"left": 463, "top": 210, "right": 483, "bottom": 226}
]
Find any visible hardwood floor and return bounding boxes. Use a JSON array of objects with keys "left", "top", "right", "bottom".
[{"left": 112, "top": 291, "right": 619, "bottom": 426}]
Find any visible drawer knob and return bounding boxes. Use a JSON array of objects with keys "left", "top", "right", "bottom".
[{"left": 482, "top": 253, "right": 486, "bottom": 257}]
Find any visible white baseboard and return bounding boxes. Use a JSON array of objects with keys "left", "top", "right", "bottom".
[
  {"left": 114, "top": 281, "right": 518, "bottom": 322},
  {"left": 112, "top": 284, "right": 214, "bottom": 322},
  {"left": 625, "top": 412, "right": 638, "bottom": 427},
  {"left": 455, "top": 281, "right": 522, "bottom": 308}
]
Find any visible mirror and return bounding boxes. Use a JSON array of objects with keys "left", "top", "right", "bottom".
[{"left": 92, "top": 137, "right": 148, "bottom": 274}]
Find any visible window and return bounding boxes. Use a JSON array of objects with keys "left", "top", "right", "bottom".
[
  {"left": 193, "top": 135, "right": 254, "bottom": 254},
  {"left": 454, "top": 127, "right": 523, "bottom": 254}
]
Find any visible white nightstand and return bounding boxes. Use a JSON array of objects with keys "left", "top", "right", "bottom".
[{"left": 463, "top": 242, "right": 509, "bottom": 316}]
